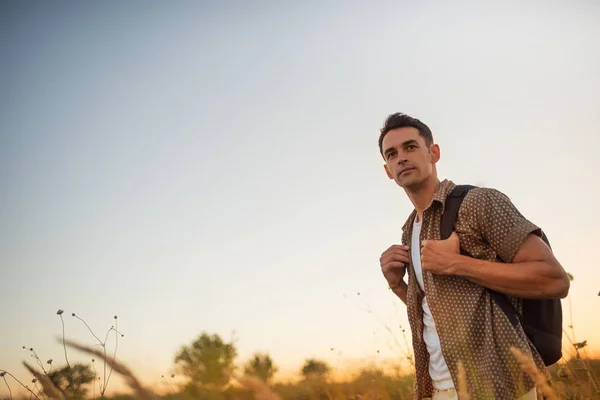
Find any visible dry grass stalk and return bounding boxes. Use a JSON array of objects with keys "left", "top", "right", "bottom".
[
  {"left": 510, "top": 347, "right": 558, "bottom": 400},
  {"left": 232, "top": 374, "right": 282, "bottom": 400},
  {"left": 60, "top": 338, "right": 160, "bottom": 400},
  {"left": 22, "top": 362, "right": 65, "bottom": 400},
  {"left": 456, "top": 361, "right": 470, "bottom": 400}
]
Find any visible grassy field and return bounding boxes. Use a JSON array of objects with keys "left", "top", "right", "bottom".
[
  {"left": 2, "top": 337, "right": 598, "bottom": 400},
  {"left": 1, "top": 296, "right": 599, "bottom": 400}
]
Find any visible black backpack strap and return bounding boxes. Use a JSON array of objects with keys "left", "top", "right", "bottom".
[
  {"left": 442, "top": 185, "right": 527, "bottom": 331},
  {"left": 489, "top": 290, "right": 522, "bottom": 328},
  {"left": 440, "top": 184, "right": 477, "bottom": 240}
]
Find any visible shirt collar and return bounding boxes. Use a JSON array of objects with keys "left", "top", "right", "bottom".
[{"left": 401, "top": 179, "right": 456, "bottom": 231}]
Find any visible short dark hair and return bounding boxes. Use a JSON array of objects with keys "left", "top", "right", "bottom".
[{"left": 378, "top": 113, "right": 434, "bottom": 156}]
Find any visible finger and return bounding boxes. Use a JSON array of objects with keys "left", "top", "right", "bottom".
[
  {"left": 381, "top": 248, "right": 410, "bottom": 259},
  {"left": 379, "top": 250, "right": 409, "bottom": 262},
  {"left": 381, "top": 253, "right": 410, "bottom": 265},
  {"left": 421, "top": 254, "right": 435, "bottom": 271},
  {"left": 384, "top": 251, "right": 410, "bottom": 263},
  {"left": 388, "top": 247, "right": 411, "bottom": 257},
  {"left": 383, "top": 244, "right": 409, "bottom": 254},
  {"left": 382, "top": 261, "right": 406, "bottom": 270}
]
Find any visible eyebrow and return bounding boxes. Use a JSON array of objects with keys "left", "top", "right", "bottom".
[{"left": 384, "top": 139, "right": 419, "bottom": 157}]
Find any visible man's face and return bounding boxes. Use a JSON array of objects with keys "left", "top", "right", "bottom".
[{"left": 381, "top": 127, "right": 440, "bottom": 189}]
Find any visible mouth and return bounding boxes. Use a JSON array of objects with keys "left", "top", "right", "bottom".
[{"left": 398, "top": 167, "right": 416, "bottom": 176}]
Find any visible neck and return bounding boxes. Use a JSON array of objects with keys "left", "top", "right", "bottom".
[{"left": 404, "top": 174, "right": 439, "bottom": 222}]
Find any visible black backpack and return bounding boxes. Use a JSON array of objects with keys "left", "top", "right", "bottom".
[{"left": 440, "top": 184, "right": 563, "bottom": 366}]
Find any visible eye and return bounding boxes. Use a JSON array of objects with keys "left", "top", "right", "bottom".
[
  {"left": 406, "top": 145, "right": 417, "bottom": 151},
  {"left": 387, "top": 152, "right": 396, "bottom": 160}
]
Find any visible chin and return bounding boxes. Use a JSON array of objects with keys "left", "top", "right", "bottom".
[{"left": 397, "top": 176, "right": 423, "bottom": 189}]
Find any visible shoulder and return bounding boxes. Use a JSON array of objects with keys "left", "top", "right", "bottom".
[
  {"left": 459, "top": 186, "right": 530, "bottom": 231},
  {"left": 461, "top": 186, "right": 520, "bottom": 213},
  {"left": 463, "top": 186, "right": 510, "bottom": 201}
]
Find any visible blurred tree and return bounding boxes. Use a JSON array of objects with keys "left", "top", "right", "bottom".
[
  {"left": 300, "top": 359, "right": 330, "bottom": 381},
  {"left": 174, "top": 332, "right": 237, "bottom": 393},
  {"left": 47, "top": 363, "right": 94, "bottom": 399},
  {"left": 243, "top": 353, "right": 278, "bottom": 384}
]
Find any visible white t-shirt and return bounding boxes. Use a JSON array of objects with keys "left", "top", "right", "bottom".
[{"left": 411, "top": 217, "right": 454, "bottom": 390}]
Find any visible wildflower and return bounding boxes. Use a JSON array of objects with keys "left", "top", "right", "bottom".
[
  {"left": 56, "top": 309, "right": 64, "bottom": 315},
  {"left": 72, "top": 313, "right": 76, "bottom": 317},
  {"left": 114, "top": 315, "right": 118, "bottom": 319},
  {"left": 47, "top": 359, "right": 53, "bottom": 364},
  {"left": 0, "top": 371, "right": 6, "bottom": 377},
  {"left": 574, "top": 340, "right": 587, "bottom": 350}
]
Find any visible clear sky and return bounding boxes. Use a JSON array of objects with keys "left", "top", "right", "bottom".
[{"left": 1, "top": 0, "right": 599, "bottom": 396}]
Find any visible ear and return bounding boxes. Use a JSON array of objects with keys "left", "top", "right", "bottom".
[
  {"left": 430, "top": 143, "right": 441, "bottom": 163},
  {"left": 383, "top": 164, "right": 394, "bottom": 180}
]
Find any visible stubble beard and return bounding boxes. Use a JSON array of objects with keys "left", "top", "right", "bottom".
[
  {"left": 396, "top": 167, "right": 417, "bottom": 186},
  {"left": 398, "top": 170, "right": 428, "bottom": 192}
]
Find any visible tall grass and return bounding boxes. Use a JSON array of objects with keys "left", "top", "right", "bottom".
[{"left": 2, "top": 287, "right": 599, "bottom": 400}]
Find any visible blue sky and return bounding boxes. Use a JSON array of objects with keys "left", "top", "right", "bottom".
[{"left": 1, "top": 0, "right": 599, "bottom": 396}]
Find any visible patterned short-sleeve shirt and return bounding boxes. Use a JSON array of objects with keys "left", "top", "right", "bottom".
[{"left": 401, "top": 179, "right": 549, "bottom": 399}]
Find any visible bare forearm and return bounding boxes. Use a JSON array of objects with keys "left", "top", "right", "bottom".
[
  {"left": 448, "top": 253, "right": 569, "bottom": 299},
  {"left": 390, "top": 281, "right": 408, "bottom": 304}
]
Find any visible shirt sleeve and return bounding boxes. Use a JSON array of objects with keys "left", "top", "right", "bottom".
[{"left": 466, "top": 188, "right": 543, "bottom": 263}]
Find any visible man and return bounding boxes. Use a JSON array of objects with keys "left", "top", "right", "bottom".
[{"left": 377, "top": 113, "right": 570, "bottom": 400}]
